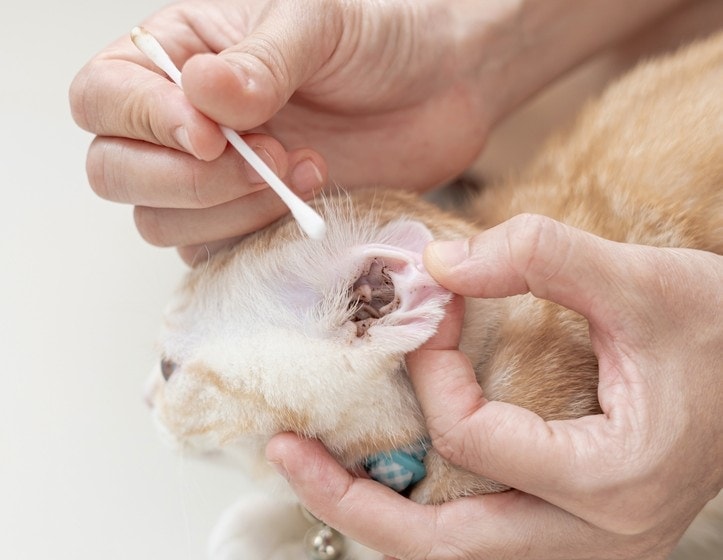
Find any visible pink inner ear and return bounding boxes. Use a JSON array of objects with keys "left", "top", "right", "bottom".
[
  {"left": 375, "top": 220, "right": 434, "bottom": 255},
  {"left": 344, "top": 220, "right": 451, "bottom": 348}
]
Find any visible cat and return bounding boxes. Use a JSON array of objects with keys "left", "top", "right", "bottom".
[{"left": 145, "top": 30, "right": 722, "bottom": 559}]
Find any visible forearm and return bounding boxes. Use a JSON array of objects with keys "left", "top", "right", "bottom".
[{"left": 443, "top": 0, "right": 691, "bottom": 126}]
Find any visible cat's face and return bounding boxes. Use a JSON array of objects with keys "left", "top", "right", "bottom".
[{"left": 146, "top": 192, "right": 457, "bottom": 465}]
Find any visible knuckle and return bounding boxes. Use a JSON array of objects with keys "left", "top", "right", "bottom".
[
  {"left": 186, "top": 162, "right": 220, "bottom": 209},
  {"left": 504, "top": 213, "right": 572, "bottom": 293},
  {"left": 245, "top": 33, "right": 293, "bottom": 102},
  {"left": 504, "top": 213, "right": 551, "bottom": 271},
  {"left": 428, "top": 417, "right": 477, "bottom": 470},
  {"left": 85, "top": 143, "right": 110, "bottom": 200},
  {"left": 172, "top": 156, "right": 232, "bottom": 209},
  {"left": 124, "top": 89, "right": 157, "bottom": 143},
  {"left": 86, "top": 139, "right": 118, "bottom": 201},
  {"left": 71, "top": 58, "right": 172, "bottom": 147},
  {"left": 428, "top": 430, "right": 459, "bottom": 466},
  {"left": 190, "top": 173, "right": 209, "bottom": 208},
  {"left": 121, "top": 86, "right": 173, "bottom": 148},
  {"left": 134, "top": 206, "right": 171, "bottom": 247},
  {"left": 68, "top": 73, "right": 89, "bottom": 130},
  {"left": 69, "top": 62, "right": 98, "bottom": 131}
]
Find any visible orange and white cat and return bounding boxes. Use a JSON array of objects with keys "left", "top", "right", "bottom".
[{"left": 146, "top": 31, "right": 722, "bottom": 559}]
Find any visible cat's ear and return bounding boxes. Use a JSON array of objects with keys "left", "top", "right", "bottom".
[
  {"left": 345, "top": 219, "right": 451, "bottom": 353},
  {"left": 375, "top": 219, "right": 434, "bottom": 255}
]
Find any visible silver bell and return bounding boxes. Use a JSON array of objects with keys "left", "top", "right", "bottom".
[{"left": 304, "top": 522, "right": 346, "bottom": 560}]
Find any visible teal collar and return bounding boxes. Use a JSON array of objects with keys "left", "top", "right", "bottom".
[{"left": 364, "top": 440, "right": 429, "bottom": 492}]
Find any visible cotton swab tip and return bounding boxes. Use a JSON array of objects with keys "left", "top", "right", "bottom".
[
  {"left": 130, "top": 26, "right": 182, "bottom": 86},
  {"left": 293, "top": 206, "right": 327, "bottom": 240},
  {"left": 130, "top": 26, "right": 155, "bottom": 55},
  {"left": 221, "top": 125, "right": 328, "bottom": 240}
]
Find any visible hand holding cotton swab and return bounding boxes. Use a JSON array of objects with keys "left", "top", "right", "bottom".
[{"left": 130, "top": 26, "right": 326, "bottom": 240}]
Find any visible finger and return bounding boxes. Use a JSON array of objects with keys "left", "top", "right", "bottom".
[
  {"left": 409, "top": 341, "right": 589, "bottom": 494},
  {"left": 406, "top": 296, "right": 492, "bottom": 466},
  {"left": 181, "top": 1, "right": 343, "bottom": 130},
  {"left": 419, "top": 294, "right": 466, "bottom": 351},
  {"left": 407, "top": 291, "right": 593, "bottom": 502},
  {"left": 423, "top": 214, "right": 637, "bottom": 330},
  {"left": 70, "top": 38, "right": 226, "bottom": 161},
  {"left": 407, "top": 264, "right": 612, "bottom": 512},
  {"left": 134, "top": 187, "right": 292, "bottom": 248},
  {"left": 86, "top": 133, "right": 326, "bottom": 209},
  {"left": 265, "top": 434, "right": 626, "bottom": 559},
  {"left": 266, "top": 433, "right": 436, "bottom": 559},
  {"left": 133, "top": 147, "right": 325, "bottom": 248},
  {"left": 411, "top": 347, "right": 622, "bottom": 531},
  {"left": 87, "top": 135, "right": 283, "bottom": 208},
  {"left": 173, "top": 147, "right": 327, "bottom": 263},
  {"left": 406, "top": 313, "right": 488, "bottom": 473},
  {"left": 413, "top": 220, "right": 643, "bottom": 520}
]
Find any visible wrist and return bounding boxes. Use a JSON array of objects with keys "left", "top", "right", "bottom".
[{"left": 441, "top": 0, "right": 689, "bottom": 127}]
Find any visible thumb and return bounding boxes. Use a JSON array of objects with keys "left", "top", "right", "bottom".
[
  {"left": 182, "top": 3, "right": 343, "bottom": 130},
  {"left": 413, "top": 214, "right": 646, "bottom": 513},
  {"left": 424, "top": 213, "right": 638, "bottom": 330}
]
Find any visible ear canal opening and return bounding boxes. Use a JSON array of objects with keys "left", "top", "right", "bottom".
[
  {"left": 349, "top": 258, "right": 399, "bottom": 336},
  {"left": 343, "top": 242, "right": 451, "bottom": 344}
]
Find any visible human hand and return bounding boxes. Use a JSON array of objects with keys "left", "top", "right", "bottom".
[
  {"left": 266, "top": 214, "right": 723, "bottom": 559},
  {"left": 69, "top": 0, "right": 499, "bottom": 262},
  {"left": 70, "top": 0, "right": 687, "bottom": 262}
]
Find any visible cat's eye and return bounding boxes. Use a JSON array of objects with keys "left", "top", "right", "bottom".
[{"left": 160, "top": 358, "right": 178, "bottom": 381}]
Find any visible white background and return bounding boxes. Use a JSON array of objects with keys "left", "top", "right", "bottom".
[{"left": 0, "top": 2, "right": 248, "bottom": 558}]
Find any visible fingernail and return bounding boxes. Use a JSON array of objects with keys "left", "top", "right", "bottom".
[
  {"left": 427, "top": 239, "right": 469, "bottom": 269},
  {"left": 220, "top": 56, "right": 253, "bottom": 89},
  {"left": 172, "top": 126, "right": 200, "bottom": 159},
  {"left": 291, "top": 159, "right": 324, "bottom": 194},
  {"left": 243, "top": 146, "right": 277, "bottom": 185},
  {"left": 268, "top": 459, "right": 289, "bottom": 481}
]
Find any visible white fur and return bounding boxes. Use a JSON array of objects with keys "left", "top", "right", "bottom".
[
  {"left": 148, "top": 207, "right": 452, "bottom": 558},
  {"left": 151, "top": 211, "right": 451, "bottom": 461}
]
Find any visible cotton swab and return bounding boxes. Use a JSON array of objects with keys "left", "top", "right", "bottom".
[{"left": 130, "top": 26, "right": 327, "bottom": 241}]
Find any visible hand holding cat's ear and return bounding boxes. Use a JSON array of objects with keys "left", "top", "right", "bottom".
[
  {"left": 421, "top": 213, "right": 636, "bottom": 322},
  {"left": 413, "top": 213, "right": 723, "bottom": 536},
  {"left": 270, "top": 216, "right": 721, "bottom": 559}
]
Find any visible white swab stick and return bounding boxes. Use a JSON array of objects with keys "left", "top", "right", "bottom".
[{"left": 130, "top": 26, "right": 326, "bottom": 240}]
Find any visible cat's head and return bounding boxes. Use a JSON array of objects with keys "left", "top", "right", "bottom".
[{"left": 146, "top": 190, "right": 470, "bottom": 466}]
